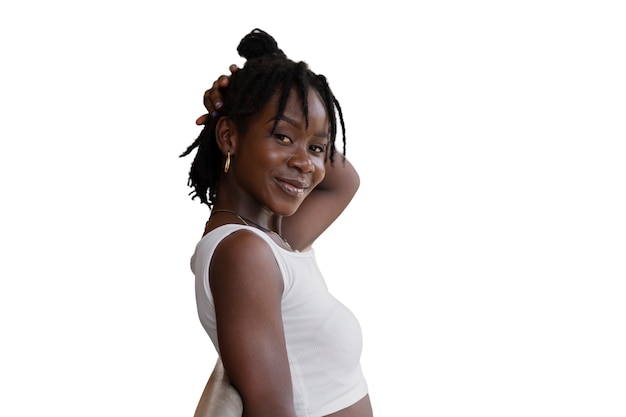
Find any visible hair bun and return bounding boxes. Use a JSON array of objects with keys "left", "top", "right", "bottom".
[{"left": 237, "top": 28, "right": 286, "bottom": 60}]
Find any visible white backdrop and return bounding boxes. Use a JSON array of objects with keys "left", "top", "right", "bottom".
[{"left": 1, "top": 1, "right": 625, "bottom": 416}]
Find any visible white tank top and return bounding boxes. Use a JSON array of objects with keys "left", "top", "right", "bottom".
[{"left": 191, "top": 224, "right": 368, "bottom": 417}]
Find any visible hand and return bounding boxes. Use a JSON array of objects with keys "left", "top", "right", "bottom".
[{"left": 195, "top": 64, "right": 239, "bottom": 125}]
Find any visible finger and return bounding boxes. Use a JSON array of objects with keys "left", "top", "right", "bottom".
[
  {"left": 201, "top": 67, "right": 236, "bottom": 119},
  {"left": 218, "top": 74, "right": 230, "bottom": 89},
  {"left": 196, "top": 114, "right": 209, "bottom": 125},
  {"left": 207, "top": 79, "right": 226, "bottom": 112},
  {"left": 203, "top": 79, "right": 221, "bottom": 113}
]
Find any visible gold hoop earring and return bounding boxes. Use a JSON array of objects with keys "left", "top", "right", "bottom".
[{"left": 224, "top": 151, "right": 231, "bottom": 173}]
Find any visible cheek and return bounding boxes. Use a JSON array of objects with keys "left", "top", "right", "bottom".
[{"left": 312, "top": 160, "right": 326, "bottom": 186}]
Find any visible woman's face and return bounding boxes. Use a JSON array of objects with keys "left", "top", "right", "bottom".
[{"left": 233, "top": 87, "right": 329, "bottom": 216}]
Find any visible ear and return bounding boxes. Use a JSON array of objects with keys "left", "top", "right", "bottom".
[{"left": 215, "top": 117, "right": 238, "bottom": 156}]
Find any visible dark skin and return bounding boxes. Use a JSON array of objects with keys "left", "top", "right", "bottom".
[{"left": 194, "top": 69, "right": 373, "bottom": 417}]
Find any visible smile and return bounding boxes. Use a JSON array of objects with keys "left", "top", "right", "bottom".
[{"left": 275, "top": 178, "right": 308, "bottom": 197}]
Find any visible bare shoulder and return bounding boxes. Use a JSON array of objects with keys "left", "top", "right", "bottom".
[{"left": 209, "top": 229, "right": 283, "bottom": 296}]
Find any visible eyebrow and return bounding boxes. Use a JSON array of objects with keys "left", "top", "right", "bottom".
[{"left": 272, "top": 114, "right": 329, "bottom": 139}]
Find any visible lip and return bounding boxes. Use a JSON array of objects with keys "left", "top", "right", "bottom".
[{"left": 275, "top": 177, "right": 309, "bottom": 197}]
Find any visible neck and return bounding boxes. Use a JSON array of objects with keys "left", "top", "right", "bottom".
[{"left": 209, "top": 208, "right": 290, "bottom": 249}]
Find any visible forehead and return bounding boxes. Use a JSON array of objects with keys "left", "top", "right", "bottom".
[{"left": 270, "top": 87, "right": 329, "bottom": 126}]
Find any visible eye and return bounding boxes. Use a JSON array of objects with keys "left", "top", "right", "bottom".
[
  {"left": 310, "top": 143, "right": 327, "bottom": 154},
  {"left": 274, "top": 133, "right": 292, "bottom": 144}
]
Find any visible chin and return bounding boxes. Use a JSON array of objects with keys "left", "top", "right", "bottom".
[
  {"left": 275, "top": 207, "right": 299, "bottom": 217},
  {"left": 272, "top": 201, "right": 304, "bottom": 217}
]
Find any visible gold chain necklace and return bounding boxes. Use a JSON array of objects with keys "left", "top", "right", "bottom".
[{"left": 210, "top": 209, "right": 292, "bottom": 250}]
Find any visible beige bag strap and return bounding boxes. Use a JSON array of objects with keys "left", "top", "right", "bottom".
[{"left": 194, "top": 357, "right": 243, "bottom": 417}]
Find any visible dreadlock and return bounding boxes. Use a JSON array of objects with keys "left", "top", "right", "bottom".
[{"left": 180, "top": 28, "right": 347, "bottom": 207}]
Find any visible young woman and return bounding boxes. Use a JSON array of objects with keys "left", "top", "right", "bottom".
[{"left": 181, "top": 29, "right": 373, "bottom": 417}]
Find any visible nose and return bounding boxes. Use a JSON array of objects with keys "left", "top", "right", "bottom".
[{"left": 288, "top": 147, "right": 314, "bottom": 173}]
